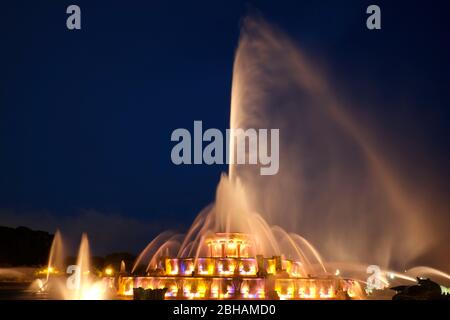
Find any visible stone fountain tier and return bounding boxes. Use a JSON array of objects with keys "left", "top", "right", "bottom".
[
  {"left": 118, "top": 274, "right": 359, "bottom": 300},
  {"left": 117, "top": 233, "right": 361, "bottom": 300}
]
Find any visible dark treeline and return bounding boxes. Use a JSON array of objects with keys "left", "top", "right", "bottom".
[
  {"left": 0, "top": 226, "right": 53, "bottom": 266},
  {"left": 0, "top": 225, "right": 136, "bottom": 272}
]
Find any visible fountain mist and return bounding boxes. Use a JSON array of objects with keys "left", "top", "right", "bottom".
[{"left": 228, "top": 15, "right": 436, "bottom": 269}]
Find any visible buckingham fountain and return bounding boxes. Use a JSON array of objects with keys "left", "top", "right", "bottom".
[
  {"left": 118, "top": 232, "right": 359, "bottom": 299},
  {"left": 34, "top": 15, "right": 450, "bottom": 300},
  {"left": 113, "top": 167, "right": 362, "bottom": 300}
]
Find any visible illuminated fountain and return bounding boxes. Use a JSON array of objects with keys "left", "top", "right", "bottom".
[
  {"left": 121, "top": 230, "right": 360, "bottom": 299},
  {"left": 33, "top": 15, "right": 449, "bottom": 300},
  {"left": 119, "top": 175, "right": 362, "bottom": 300}
]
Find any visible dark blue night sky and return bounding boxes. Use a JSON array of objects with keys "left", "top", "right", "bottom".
[{"left": 1, "top": 0, "right": 449, "bottom": 254}]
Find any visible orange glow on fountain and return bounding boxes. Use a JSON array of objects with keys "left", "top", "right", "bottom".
[{"left": 120, "top": 229, "right": 360, "bottom": 299}]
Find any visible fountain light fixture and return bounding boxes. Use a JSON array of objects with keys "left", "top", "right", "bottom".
[{"left": 104, "top": 267, "right": 113, "bottom": 276}]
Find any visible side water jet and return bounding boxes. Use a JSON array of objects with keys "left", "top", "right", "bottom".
[
  {"left": 64, "top": 233, "right": 110, "bottom": 300},
  {"left": 36, "top": 232, "right": 110, "bottom": 300},
  {"left": 46, "top": 230, "right": 63, "bottom": 282}
]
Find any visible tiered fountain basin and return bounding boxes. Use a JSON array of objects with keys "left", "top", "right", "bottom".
[{"left": 118, "top": 233, "right": 359, "bottom": 299}]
